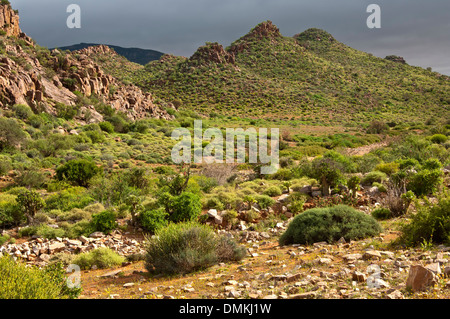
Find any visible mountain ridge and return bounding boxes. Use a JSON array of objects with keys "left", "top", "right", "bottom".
[
  {"left": 92, "top": 20, "right": 447, "bottom": 124},
  {"left": 53, "top": 43, "right": 164, "bottom": 66}
]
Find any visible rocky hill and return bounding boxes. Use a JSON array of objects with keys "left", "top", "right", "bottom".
[{"left": 0, "top": 4, "right": 174, "bottom": 122}]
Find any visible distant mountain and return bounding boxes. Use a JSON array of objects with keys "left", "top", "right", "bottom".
[{"left": 54, "top": 43, "right": 164, "bottom": 65}]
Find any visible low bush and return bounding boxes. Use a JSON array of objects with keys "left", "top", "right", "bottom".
[
  {"left": 407, "top": 169, "right": 443, "bottom": 196},
  {"left": 262, "top": 186, "right": 282, "bottom": 197},
  {"left": 72, "top": 248, "right": 125, "bottom": 270},
  {"left": 362, "top": 171, "right": 387, "bottom": 185},
  {"left": 287, "top": 192, "right": 308, "bottom": 214},
  {"left": 0, "top": 255, "right": 81, "bottom": 299},
  {"left": 254, "top": 194, "right": 275, "bottom": 210},
  {"left": 430, "top": 134, "right": 448, "bottom": 144},
  {"left": 399, "top": 192, "right": 450, "bottom": 246},
  {"left": 55, "top": 159, "right": 101, "bottom": 187},
  {"left": 99, "top": 121, "right": 115, "bottom": 133},
  {"left": 375, "top": 162, "right": 399, "bottom": 176},
  {"left": 371, "top": 207, "right": 392, "bottom": 220},
  {"left": 90, "top": 210, "right": 117, "bottom": 234},
  {"left": 18, "top": 224, "right": 65, "bottom": 239},
  {"left": 279, "top": 205, "right": 382, "bottom": 245},
  {"left": 138, "top": 208, "right": 168, "bottom": 234},
  {"left": 145, "top": 222, "right": 245, "bottom": 275},
  {"left": 164, "top": 192, "right": 202, "bottom": 223},
  {"left": 45, "top": 187, "right": 95, "bottom": 212}
]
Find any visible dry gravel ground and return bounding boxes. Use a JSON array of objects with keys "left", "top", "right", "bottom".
[{"left": 77, "top": 226, "right": 450, "bottom": 300}]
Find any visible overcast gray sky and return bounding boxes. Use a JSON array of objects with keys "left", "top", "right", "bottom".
[{"left": 10, "top": 0, "right": 450, "bottom": 75}]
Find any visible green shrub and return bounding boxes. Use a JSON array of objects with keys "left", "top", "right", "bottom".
[
  {"left": 58, "top": 208, "right": 92, "bottom": 222},
  {"left": 90, "top": 210, "right": 117, "bottom": 234},
  {"left": 371, "top": 207, "right": 392, "bottom": 220},
  {"left": 139, "top": 208, "right": 168, "bottom": 233},
  {"left": 45, "top": 187, "right": 94, "bottom": 211},
  {"left": 0, "top": 156, "right": 12, "bottom": 176},
  {"left": 262, "top": 186, "right": 282, "bottom": 197},
  {"left": 190, "top": 175, "right": 218, "bottom": 193},
  {"left": 99, "top": 121, "right": 115, "bottom": 133},
  {"left": 422, "top": 158, "right": 443, "bottom": 170},
  {"left": 12, "top": 104, "right": 33, "bottom": 120},
  {"left": 19, "top": 224, "right": 66, "bottom": 239},
  {"left": 366, "top": 120, "right": 388, "bottom": 134},
  {"left": 398, "top": 158, "right": 421, "bottom": 170},
  {"left": 0, "top": 195, "right": 24, "bottom": 228},
  {"left": 56, "top": 159, "right": 101, "bottom": 187},
  {"left": 287, "top": 192, "right": 308, "bottom": 214},
  {"left": 362, "top": 171, "right": 387, "bottom": 185},
  {"left": 407, "top": 169, "right": 443, "bottom": 196},
  {"left": 399, "top": 193, "right": 450, "bottom": 246},
  {"left": 430, "top": 134, "right": 448, "bottom": 144},
  {"left": 372, "top": 182, "right": 387, "bottom": 193},
  {"left": 254, "top": 194, "right": 275, "bottom": 210},
  {"left": 279, "top": 205, "right": 382, "bottom": 245},
  {"left": 145, "top": 222, "right": 245, "bottom": 275},
  {"left": 269, "top": 168, "right": 293, "bottom": 181},
  {"left": 375, "top": 162, "right": 399, "bottom": 176},
  {"left": 0, "top": 256, "right": 81, "bottom": 299},
  {"left": 85, "top": 130, "right": 105, "bottom": 144},
  {"left": 60, "top": 220, "right": 92, "bottom": 239},
  {"left": 165, "top": 192, "right": 202, "bottom": 223},
  {"left": 205, "top": 197, "right": 224, "bottom": 210},
  {"left": 215, "top": 235, "right": 247, "bottom": 262},
  {"left": 72, "top": 248, "right": 125, "bottom": 270},
  {"left": 0, "top": 117, "right": 27, "bottom": 151}
]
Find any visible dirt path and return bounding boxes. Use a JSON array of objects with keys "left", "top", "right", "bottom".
[{"left": 344, "top": 140, "right": 390, "bottom": 157}]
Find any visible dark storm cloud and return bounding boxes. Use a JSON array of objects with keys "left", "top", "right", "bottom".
[{"left": 9, "top": 0, "right": 450, "bottom": 75}]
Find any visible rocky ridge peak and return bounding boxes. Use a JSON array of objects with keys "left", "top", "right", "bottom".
[
  {"left": 189, "top": 42, "right": 235, "bottom": 65},
  {"left": 246, "top": 20, "right": 282, "bottom": 40}
]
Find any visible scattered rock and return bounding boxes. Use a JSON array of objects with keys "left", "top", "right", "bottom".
[{"left": 406, "top": 265, "right": 438, "bottom": 292}]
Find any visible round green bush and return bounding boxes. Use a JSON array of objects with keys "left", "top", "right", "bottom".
[
  {"left": 169, "top": 192, "right": 202, "bottom": 223},
  {"left": 279, "top": 205, "right": 382, "bottom": 245},
  {"left": 72, "top": 247, "right": 125, "bottom": 270},
  {"left": 407, "top": 169, "right": 443, "bottom": 196},
  {"left": 56, "top": 159, "right": 101, "bottom": 187},
  {"left": 139, "top": 208, "right": 168, "bottom": 233},
  {"left": 362, "top": 171, "right": 387, "bottom": 185},
  {"left": 263, "top": 186, "right": 282, "bottom": 197},
  {"left": 99, "top": 121, "right": 115, "bottom": 133},
  {"left": 371, "top": 207, "right": 392, "bottom": 220},
  {"left": 90, "top": 210, "right": 117, "bottom": 234},
  {"left": 254, "top": 194, "right": 275, "bottom": 210},
  {"left": 430, "top": 134, "right": 448, "bottom": 144}
]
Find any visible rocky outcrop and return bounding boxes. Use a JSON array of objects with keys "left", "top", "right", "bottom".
[
  {"left": 385, "top": 55, "right": 407, "bottom": 64},
  {"left": 0, "top": 4, "right": 20, "bottom": 37},
  {"left": 246, "top": 21, "right": 282, "bottom": 40},
  {"left": 56, "top": 45, "right": 175, "bottom": 120},
  {"left": 0, "top": 44, "right": 76, "bottom": 114},
  {"left": 0, "top": 4, "right": 174, "bottom": 121},
  {"left": 189, "top": 42, "right": 235, "bottom": 66}
]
